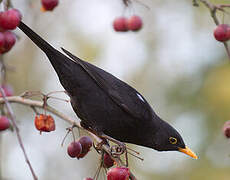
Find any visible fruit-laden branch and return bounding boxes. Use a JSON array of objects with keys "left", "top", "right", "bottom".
[
  {"left": 197, "top": 0, "right": 230, "bottom": 60},
  {"left": 0, "top": 96, "right": 137, "bottom": 180}
]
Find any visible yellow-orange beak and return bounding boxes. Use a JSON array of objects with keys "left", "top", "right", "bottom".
[{"left": 178, "top": 146, "right": 198, "bottom": 159}]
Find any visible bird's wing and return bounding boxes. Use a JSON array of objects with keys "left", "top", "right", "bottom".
[{"left": 61, "top": 48, "right": 153, "bottom": 120}]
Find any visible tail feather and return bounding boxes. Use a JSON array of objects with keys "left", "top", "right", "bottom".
[
  {"left": 17, "top": 21, "right": 95, "bottom": 96},
  {"left": 18, "top": 21, "right": 55, "bottom": 54},
  {"left": 18, "top": 21, "right": 77, "bottom": 87}
]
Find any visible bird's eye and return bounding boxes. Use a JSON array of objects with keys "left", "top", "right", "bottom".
[{"left": 169, "top": 137, "right": 177, "bottom": 144}]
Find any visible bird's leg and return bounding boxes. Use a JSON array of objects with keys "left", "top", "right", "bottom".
[
  {"left": 99, "top": 134, "right": 129, "bottom": 166},
  {"left": 80, "top": 121, "right": 127, "bottom": 160}
]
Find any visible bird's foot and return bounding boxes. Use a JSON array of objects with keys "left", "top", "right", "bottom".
[
  {"left": 111, "top": 143, "right": 126, "bottom": 156},
  {"left": 92, "top": 133, "right": 128, "bottom": 166},
  {"left": 110, "top": 143, "right": 128, "bottom": 167}
]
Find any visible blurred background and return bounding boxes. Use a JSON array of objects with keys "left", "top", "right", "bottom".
[{"left": 1, "top": 0, "right": 230, "bottom": 179}]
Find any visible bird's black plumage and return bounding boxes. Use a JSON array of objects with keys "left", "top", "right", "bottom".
[{"left": 18, "top": 21, "right": 197, "bottom": 158}]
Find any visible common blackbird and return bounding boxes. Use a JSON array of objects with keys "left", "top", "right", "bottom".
[{"left": 18, "top": 21, "right": 197, "bottom": 159}]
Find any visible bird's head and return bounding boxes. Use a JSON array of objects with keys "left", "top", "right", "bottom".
[{"left": 152, "top": 119, "right": 198, "bottom": 159}]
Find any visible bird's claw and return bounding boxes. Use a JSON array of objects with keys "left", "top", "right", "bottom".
[
  {"left": 94, "top": 141, "right": 126, "bottom": 157},
  {"left": 111, "top": 143, "right": 126, "bottom": 157}
]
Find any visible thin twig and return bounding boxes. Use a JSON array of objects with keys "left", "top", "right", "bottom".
[
  {"left": 0, "top": 90, "right": 38, "bottom": 180},
  {"left": 0, "top": 96, "right": 138, "bottom": 179}
]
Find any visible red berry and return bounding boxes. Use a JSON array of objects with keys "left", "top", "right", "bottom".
[
  {"left": 107, "top": 167, "right": 130, "bottom": 180},
  {"left": 0, "top": 9, "right": 22, "bottom": 30},
  {"left": 127, "top": 15, "right": 142, "bottom": 31},
  {"left": 0, "top": 116, "right": 10, "bottom": 131},
  {"left": 223, "top": 120, "right": 230, "bottom": 138},
  {"left": 0, "top": 84, "right": 13, "bottom": 97},
  {"left": 79, "top": 136, "right": 93, "bottom": 152},
  {"left": 67, "top": 141, "right": 82, "bottom": 158},
  {"left": 84, "top": 178, "right": 93, "bottom": 180},
  {"left": 0, "top": 31, "right": 16, "bottom": 54},
  {"left": 76, "top": 136, "right": 93, "bottom": 159},
  {"left": 41, "top": 0, "right": 59, "bottom": 11},
  {"left": 34, "top": 114, "right": 55, "bottom": 132},
  {"left": 113, "top": 17, "right": 128, "bottom": 32},
  {"left": 214, "top": 24, "right": 230, "bottom": 42},
  {"left": 3, "top": 31, "right": 16, "bottom": 53},
  {"left": 103, "top": 153, "right": 114, "bottom": 168}
]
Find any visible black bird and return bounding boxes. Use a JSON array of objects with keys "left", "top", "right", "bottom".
[{"left": 18, "top": 21, "right": 197, "bottom": 159}]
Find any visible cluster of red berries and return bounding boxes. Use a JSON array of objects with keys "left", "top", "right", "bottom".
[
  {"left": 214, "top": 24, "right": 230, "bottom": 42},
  {"left": 67, "top": 135, "right": 130, "bottom": 180},
  {"left": 41, "top": 0, "right": 59, "bottom": 11},
  {"left": 113, "top": 15, "right": 142, "bottom": 32},
  {"left": 223, "top": 120, "right": 230, "bottom": 138},
  {"left": 0, "top": 8, "right": 19, "bottom": 130},
  {"left": 0, "top": 9, "right": 21, "bottom": 54},
  {"left": 67, "top": 136, "right": 93, "bottom": 159}
]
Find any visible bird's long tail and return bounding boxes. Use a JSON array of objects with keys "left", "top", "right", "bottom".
[
  {"left": 17, "top": 21, "right": 78, "bottom": 93},
  {"left": 18, "top": 21, "right": 55, "bottom": 54}
]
